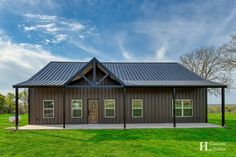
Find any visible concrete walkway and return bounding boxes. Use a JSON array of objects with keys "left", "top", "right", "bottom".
[{"left": 14, "top": 123, "right": 220, "bottom": 130}]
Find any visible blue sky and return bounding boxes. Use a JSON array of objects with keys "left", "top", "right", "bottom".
[{"left": 0, "top": 0, "right": 235, "bottom": 103}]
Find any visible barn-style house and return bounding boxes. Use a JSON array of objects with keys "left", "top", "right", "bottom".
[{"left": 13, "top": 58, "right": 226, "bottom": 129}]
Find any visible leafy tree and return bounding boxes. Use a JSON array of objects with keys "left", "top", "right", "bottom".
[
  {"left": 0, "top": 94, "right": 6, "bottom": 113},
  {"left": 180, "top": 46, "right": 234, "bottom": 95},
  {"left": 19, "top": 90, "right": 28, "bottom": 113},
  {"left": 5, "top": 93, "right": 15, "bottom": 113}
]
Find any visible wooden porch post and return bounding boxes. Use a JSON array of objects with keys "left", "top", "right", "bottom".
[
  {"left": 63, "top": 88, "right": 66, "bottom": 129},
  {"left": 15, "top": 87, "right": 19, "bottom": 130},
  {"left": 123, "top": 88, "right": 126, "bottom": 129},
  {"left": 221, "top": 87, "right": 225, "bottom": 127},
  {"left": 173, "top": 88, "right": 176, "bottom": 127}
]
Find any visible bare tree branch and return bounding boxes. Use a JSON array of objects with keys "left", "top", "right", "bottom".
[{"left": 180, "top": 46, "right": 234, "bottom": 95}]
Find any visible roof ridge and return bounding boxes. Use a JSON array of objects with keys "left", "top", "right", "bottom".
[{"left": 49, "top": 61, "right": 178, "bottom": 64}]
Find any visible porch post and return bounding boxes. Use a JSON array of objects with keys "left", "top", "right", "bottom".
[
  {"left": 205, "top": 88, "right": 208, "bottom": 123},
  {"left": 173, "top": 88, "right": 176, "bottom": 127},
  {"left": 221, "top": 87, "right": 225, "bottom": 127},
  {"left": 15, "top": 87, "right": 19, "bottom": 130},
  {"left": 123, "top": 88, "right": 126, "bottom": 129},
  {"left": 63, "top": 87, "right": 66, "bottom": 129},
  {"left": 28, "top": 88, "right": 30, "bottom": 124}
]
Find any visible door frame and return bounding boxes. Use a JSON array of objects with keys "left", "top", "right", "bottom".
[{"left": 87, "top": 98, "right": 100, "bottom": 124}]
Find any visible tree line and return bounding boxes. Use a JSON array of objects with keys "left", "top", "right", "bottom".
[{"left": 0, "top": 91, "right": 28, "bottom": 114}]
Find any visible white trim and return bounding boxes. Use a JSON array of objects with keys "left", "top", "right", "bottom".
[
  {"left": 172, "top": 99, "right": 193, "bottom": 117},
  {"left": 71, "top": 99, "right": 83, "bottom": 118},
  {"left": 132, "top": 99, "right": 143, "bottom": 118},
  {"left": 104, "top": 99, "right": 116, "bottom": 118},
  {"left": 43, "top": 100, "right": 54, "bottom": 118}
]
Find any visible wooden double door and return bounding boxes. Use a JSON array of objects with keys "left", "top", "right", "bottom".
[{"left": 88, "top": 100, "right": 99, "bottom": 124}]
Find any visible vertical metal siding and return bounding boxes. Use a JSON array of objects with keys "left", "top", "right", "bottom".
[
  {"left": 126, "top": 87, "right": 206, "bottom": 123},
  {"left": 30, "top": 87, "right": 206, "bottom": 124}
]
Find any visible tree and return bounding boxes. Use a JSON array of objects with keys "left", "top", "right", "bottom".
[
  {"left": 222, "top": 35, "right": 236, "bottom": 67},
  {"left": 180, "top": 46, "right": 234, "bottom": 95},
  {"left": 19, "top": 90, "right": 28, "bottom": 114},
  {"left": 0, "top": 94, "right": 6, "bottom": 113},
  {"left": 5, "top": 93, "right": 15, "bottom": 113}
]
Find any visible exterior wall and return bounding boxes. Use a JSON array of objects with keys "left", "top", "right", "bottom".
[
  {"left": 29, "top": 88, "right": 124, "bottom": 124},
  {"left": 29, "top": 88, "right": 63, "bottom": 124},
  {"left": 29, "top": 87, "right": 207, "bottom": 124},
  {"left": 126, "top": 88, "right": 207, "bottom": 123}
]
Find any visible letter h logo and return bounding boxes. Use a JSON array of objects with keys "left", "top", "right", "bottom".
[{"left": 200, "top": 142, "right": 211, "bottom": 151}]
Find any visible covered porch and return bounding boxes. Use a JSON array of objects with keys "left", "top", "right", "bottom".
[{"left": 15, "top": 123, "right": 220, "bottom": 130}]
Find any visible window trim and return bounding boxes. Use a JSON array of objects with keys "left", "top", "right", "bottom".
[
  {"left": 132, "top": 99, "right": 143, "bottom": 118},
  {"left": 104, "top": 99, "right": 116, "bottom": 118},
  {"left": 172, "top": 99, "right": 193, "bottom": 117},
  {"left": 43, "top": 100, "right": 54, "bottom": 118},
  {"left": 71, "top": 99, "right": 83, "bottom": 118}
]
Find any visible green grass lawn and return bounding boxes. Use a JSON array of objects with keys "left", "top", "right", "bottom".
[{"left": 0, "top": 113, "right": 236, "bottom": 157}]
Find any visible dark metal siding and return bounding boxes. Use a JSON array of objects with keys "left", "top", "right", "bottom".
[
  {"left": 30, "top": 87, "right": 206, "bottom": 124},
  {"left": 126, "top": 88, "right": 206, "bottom": 123},
  {"left": 30, "top": 87, "right": 124, "bottom": 124},
  {"left": 30, "top": 88, "right": 63, "bottom": 124}
]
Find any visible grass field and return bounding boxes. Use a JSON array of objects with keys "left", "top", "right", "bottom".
[{"left": 0, "top": 113, "right": 235, "bottom": 157}]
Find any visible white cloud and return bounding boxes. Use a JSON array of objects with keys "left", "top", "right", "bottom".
[
  {"left": 24, "top": 26, "right": 37, "bottom": 31},
  {"left": 23, "top": 23, "right": 58, "bottom": 33},
  {"left": 0, "top": 33, "right": 70, "bottom": 94},
  {"left": 18, "top": 13, "right": 96, "bottom": 46},
  {"left": 22, "top": 13, "right": 85, "bottom": 33},
  {"left": 155, "top": 45, "right": 167, "bottom": 61},
  {"left": 43, "top": 34, "right": 68, "bottom": 44},
  {"left": 60, "top": 21, "right": 85, "bottom": 31},
  {"left": 55, "top": 34, "right": 67, "bottom": 42},
  {"left": 122, "top": 51, "right": 134, "bottom": 61},
  {"left": 24, "top": 13, "right": 57, "bottom": 22}
]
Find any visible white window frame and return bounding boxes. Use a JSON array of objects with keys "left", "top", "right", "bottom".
[
  {"left": 43, "top": 100, "right": 54, "bottom": 118},
  {"left": 104, "top": 99, "right": 116, "bottom": 118},
  {"left": 71, "top": 99, "right": 83, "bottom": 118},
  {"left": 172, "top": 99, "right": 193, "bottom": 117},
  {"left": 132, "top": 99, "right": 143, "bottom": 118}
]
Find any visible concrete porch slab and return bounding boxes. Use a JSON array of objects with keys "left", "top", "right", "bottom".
[{"left": 12, "top": 123, "right": 220, "bottom": 130}]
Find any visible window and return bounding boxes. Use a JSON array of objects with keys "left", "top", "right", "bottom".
[
  {"left": 132, "top": 99, "right": 143, "bottom": 118},
  {"left": 172, "top": 99, "right": 193, "bottom": 117},
  {"left": 104, "top": 99, "right": 115, "bottom": 118},
  {"left": 71, "top": 99, "right": 83, "bottom": 118},
  {"left": 43, "top": 100, "right": 54, "bottom": 118}
]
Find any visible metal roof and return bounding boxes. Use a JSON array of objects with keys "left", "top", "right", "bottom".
[{"left": 14, "top": 58, "right": 226, "bottom": 88}]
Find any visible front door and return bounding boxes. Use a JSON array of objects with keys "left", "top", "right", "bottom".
[{"left": 88, "top": 100, "right": 99, "bottom": 123}]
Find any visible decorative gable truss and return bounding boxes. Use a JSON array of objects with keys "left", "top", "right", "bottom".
[{"left": 65, "top": 58, "right": 124, "bottom": 87}]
